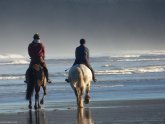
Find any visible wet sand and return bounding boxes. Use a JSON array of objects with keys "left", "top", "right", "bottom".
[{"left": 1, "top": 99, "right": 165, "bottom": 124}]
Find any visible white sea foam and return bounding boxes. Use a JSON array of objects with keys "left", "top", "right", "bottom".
[
  {"left": 10, "top": 60, "right": 29, "bottom": 64},
  {"left": 136, "top": 66, "right": 165, "bottom": 73},
  {"left": 102, "top": 64, "right": 111, "bottom": 67},
  {"left": 0, "top": 54, "right": 29, "bottom": 65},
  {"left": 122, "top": 54, "right": 141, "bottom": 58},
  {"left": 112, "top": 50, "right": 165, "bottom": 58},
  {"left": 96, "top": 84, "right": 124, "bottom": 88},
  {"left": 0, "top": 76, "right": 24, "bottom": 80},
  {"left": 96, "top": 66, "right": 165, "bottom": 75},
  {"left": 112, "top": 54, "right": 141, "bottom": 58},
  {"left": 118, "top": 58, "right": 165, "bottom": 62},
  {"left": 96, "top": 69, "right": 133, "bottom": 75},
  {"left": 0, "top": 54, "right": 24, "bottom": 59}
]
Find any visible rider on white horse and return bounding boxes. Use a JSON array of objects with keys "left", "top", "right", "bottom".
[{"left": 66, "top": 38, "right": 96, "bottom": 82}]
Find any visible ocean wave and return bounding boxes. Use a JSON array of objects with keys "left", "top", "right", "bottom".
[
  {"left": 0, "top": 54, "right": 25, "bottom": 59},
  {"left": 117, "top": 58, "right": 165, "bottom": 62},
  {"left": 0, "top": 72, "right": 66, "bottom": 80},
  {"left": 95, "top": 84, "right": 124, "bottom": 88},
  {"left": 0, "top": 75, "right": 25, "bottom": 80},
  {"left": 122, "top": 54, "right": 141, "bottom": 58},
  {"left": 0, "top": 54, "right": 29, "bottom": 65},
  {"left": 112, "top": 50, "right": 165, "bottom": 58},
  {"left": 101, "top": 64, "right": 111, "bottom": 67},
  {"left": 10, "top": 60, "right": 29, "bottom": 65},
  {"left": 136, "top": 66, "right": 165, "bottom": 73},
  {"left": 96, "top": 66, "right": 165, "bottom": 75},
  {"left": 96, "top": 69, "right": 133, "bottom": 75}
]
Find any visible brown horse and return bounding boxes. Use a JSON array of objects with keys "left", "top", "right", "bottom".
[{"left": 26, "top": 64, "right": 47, "bottom": 109}]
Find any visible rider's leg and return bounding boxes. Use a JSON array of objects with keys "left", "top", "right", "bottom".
[
  {"left": 85, "top": 62, "right": 97, "bottom": 82},
  {"left": 40, "top": 60, "right": 52, "bottom": 83},
  {"left": 89, "top": 67, "right": 97, "bottom": 82}
]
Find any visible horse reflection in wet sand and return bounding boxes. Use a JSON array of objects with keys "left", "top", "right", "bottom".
[
  {"left": 68, "top": 64, "right": 92, "bottom": 108},
  {"left": 28, "top": 110, "right": 48, "bottom": 124},
  {"left": 26, "top": 64, "right": 47, "bottom": 109},
  {"left": 77, "top": 108, "right": 94, "bottom": 124}
]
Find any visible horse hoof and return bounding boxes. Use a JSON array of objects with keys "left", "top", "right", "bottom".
[
  {"left": 84, "top": 95, "right": 90, "bottom": 104},
  {"left": 28, "top": 105, "right": 32, "bottom": 109},
  {"left": 40, "top": 99, "right": 44, "bottom": 104},
  {"left": 38, "top": 105, "right": 41, "bottom": 109},
  {"left": 34, "top": 105, "right": 37, "bottom": 110},
  {"left": 79, "top": 105, "right": 84, "bottom": 108},
  {"left": 84, "top": 99, "right": 89, "bottom": 104}
]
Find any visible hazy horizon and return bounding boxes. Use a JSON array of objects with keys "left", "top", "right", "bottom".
[{"left": 0, "top": 0, "right": 165, "bottom": 58}]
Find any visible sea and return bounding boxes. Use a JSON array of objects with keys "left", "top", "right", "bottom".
[{"left": 0, "top": 50, "right": 165, "bottom": 113}]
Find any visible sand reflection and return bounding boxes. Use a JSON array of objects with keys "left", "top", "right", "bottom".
[{"left": 77, "top": 108, "right": 94, "bottom": 124}]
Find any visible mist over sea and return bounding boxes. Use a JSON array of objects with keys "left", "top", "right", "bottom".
[{"left": 0, "top": 51, "right": 165, "bottom": 113}]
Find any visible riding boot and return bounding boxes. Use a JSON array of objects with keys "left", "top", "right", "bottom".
[
  {"left": 43, "top": 68, "right": 52, "bottom": 83},
  {"left": 91, "top": 69, "right": 97, "bottom": 82},
  {"left": 86, "top": 63, "right": 97, "bottom": 82}
]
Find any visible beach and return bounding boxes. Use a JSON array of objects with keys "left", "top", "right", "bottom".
[
  {"left": 0, "top": 53, "right": 165, "bottom": 123},
  {"left": 0, "top": 99, "right": 165, "bottom": 124}
]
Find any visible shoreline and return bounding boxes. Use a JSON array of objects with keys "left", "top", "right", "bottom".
[
  {"left": 0, "top": 98, "right": 165, "bottom": 123},
  {"left": 1, "top": 97, "right": 165, "bottom": 113}
]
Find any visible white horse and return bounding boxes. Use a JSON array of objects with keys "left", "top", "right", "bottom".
[{"left": 68, "top": 64, "right": 92, "bottom": 108}]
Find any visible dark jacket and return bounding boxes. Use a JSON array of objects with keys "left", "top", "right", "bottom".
[
  {"left": 74, "top": 44, "right": 89, "bottom": 64},
  {"left": 28, "top": 41, "right": 45, "bottom": 65},
  {"left": 28, "top": 42, "right": 45, "bottom": 59}
]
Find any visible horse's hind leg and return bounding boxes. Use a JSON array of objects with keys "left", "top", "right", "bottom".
[
  {"left": 40, "top": 86, "right": 46, "bottom": 105},
  {"left": 77, "top": 87, "right": 84, "bottom": 108},
  {"left": 84, "top": 83, "right": 91, "bottom": 104},
  {"left": 34, "top": 87, "right": 41, "bottom": 109},
  {"left": 29, "top": 98, "right": 32, "bottom": 109},
  {"left": 79, "top": 87, "right": 84, "bottom": 108},
  {"left": 74, "top": 88, "right": 83, "bottom": 108},
  {"left": 74, "top": 88, "right": 79, "bottom": 107}
]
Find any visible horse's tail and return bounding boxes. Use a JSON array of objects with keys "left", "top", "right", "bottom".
[
  {"left": 26, "top": 79, "right": 34, "bottom": 100},
  {"left": 77, "top": 67, "right": 85, "bottom": 91}
]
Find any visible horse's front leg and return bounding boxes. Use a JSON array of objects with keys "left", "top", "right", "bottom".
[{"left": 28, "top": 98, "right": 32, "bottom": 109}]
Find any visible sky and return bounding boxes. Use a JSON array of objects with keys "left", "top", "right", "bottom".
[{"left": 0, "top": 0, "right": 165, "bottom": 58}]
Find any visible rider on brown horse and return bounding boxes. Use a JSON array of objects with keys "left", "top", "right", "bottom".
[{"left": 25, "top": 33, "right": 52, "bottom": 84}]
